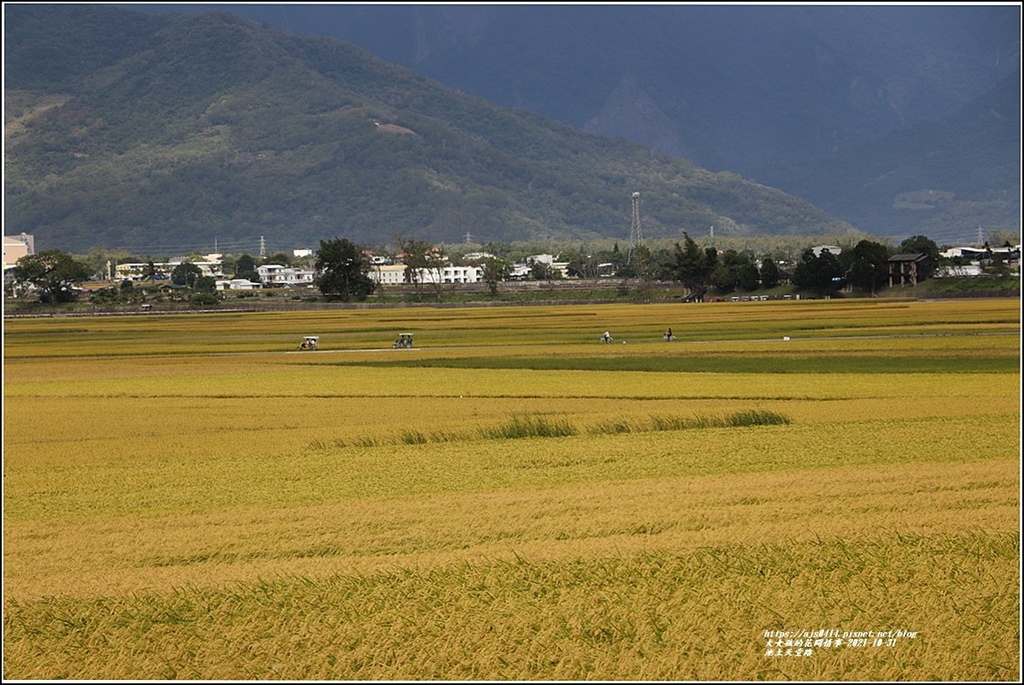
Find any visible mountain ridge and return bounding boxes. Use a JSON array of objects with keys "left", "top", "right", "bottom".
[
  {"left": 4, "top": 5, "right": 862, "bottom": 255},
  {"left": 121, "top": 3, "right": 1021, "bottom": 245}
]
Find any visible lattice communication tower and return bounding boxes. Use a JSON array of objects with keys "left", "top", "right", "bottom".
[{"left": 627, "top": 191, "right": 643, "bottom": 264}]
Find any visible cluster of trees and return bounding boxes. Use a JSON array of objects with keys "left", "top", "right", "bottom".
[
  {"left": 313, "top": 238, "right": 375, "bottom": 302},
  {"left": 668, "top": 233, "right": 943, "bottom": 299},
  {"left": 313, "top": 235, "right": 525, "bottom": 301},
  {"left": 313, "top": 236, "right": 515, "bottom": 301},
  {"left": 6, "top": 249, "right": 255, "bottom": 306},
  {"left": 84, "top": 259, "right": 223, "bottom": 307},
  {"left": 311, "top": 233, "right": 948, "bottom": 302},
  {"left": 6, "top": 250, "right": 93, "bottom": 303},
  {"left": 792, "top": 235, "right": 940, "bottom": 297},
  {"left": 6, "top": 232, "right": 1008, "bottom": 306}
]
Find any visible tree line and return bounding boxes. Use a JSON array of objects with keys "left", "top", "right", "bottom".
[{"left": 12, "top": 232, "right": 1002, "bottom": 306}]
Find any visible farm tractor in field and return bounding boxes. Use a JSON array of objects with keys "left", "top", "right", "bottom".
[{"left": 298, "top": 335, "right": 320, "bottom": 350}]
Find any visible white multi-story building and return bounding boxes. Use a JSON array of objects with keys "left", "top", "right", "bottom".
[
  {"left": 257, "top": 264, "right": 317, "bottom": 287},
  {"left": 192, "top": 261, "right": 225, "bottom": 277},
  {"left": 368, "top": 264, "right": 483, "bottom": 285},
  {"left": 509, "top": 263, "right": 532, "bottom": 280},
  {"left": 518, "top": 254, "right": 571, "bottom": 278},
  {"left": 115, "top": 260, "right": 224, "bottom": 281},
  {"left": 115, "top": 263, "right": 163, "bottom": 281},
  {"left": 433, "top": 265, "right": 482, "bottom": 283}
]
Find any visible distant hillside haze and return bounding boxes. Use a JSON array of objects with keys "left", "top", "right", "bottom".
[
  {"left": 125, "top": 3, "right": 1022, "bottom": 245},
  {"left": 131, "top": 5, "right": 1018, "bottom": 164},
  {"left": 5, "top": 5, "right": 861, "bottom": 255},
  {"left": 760, "top": 73, "right": 1022, "bottom": 245}
]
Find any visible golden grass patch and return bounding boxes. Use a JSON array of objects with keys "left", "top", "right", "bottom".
[
  {"left": 4, "top": 455, "right": 1017, "bottom": 602},
  {"left": 3, "top": 298, "right": 1019, "bottom": 680},
  {"left": 3, "top": 298, "right": 1019, "bottom": 358}
]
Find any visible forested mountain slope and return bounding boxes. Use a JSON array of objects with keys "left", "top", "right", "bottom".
[
  {"left": 5, "top": 5, "right": 858, "bottom": 254},
  {"left": 124, "top": 3, "right": 1021, "bottom": 245}
]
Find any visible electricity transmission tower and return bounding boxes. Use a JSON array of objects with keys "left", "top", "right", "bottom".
[{"left": 627, "top": 191, "right": 643, "bottom": 264}]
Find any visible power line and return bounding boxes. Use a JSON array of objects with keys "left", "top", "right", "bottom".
[{"left": 90, "top": 237, "right": 302, "bottom": 256}]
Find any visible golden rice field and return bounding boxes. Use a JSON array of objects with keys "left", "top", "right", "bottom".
[{"left": 2, "top": 298, "right": 1020, "bottom": 680}]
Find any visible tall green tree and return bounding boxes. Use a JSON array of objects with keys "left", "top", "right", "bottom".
[
  {"left": 759, "top": 257, "right": 780, "bottom": 289},
  {"left": 396, "top": 237, "right": 431, "bottom": 296},
  {"left": 397, "top": 237, "right": 446, "bottom": 299},
  {"left": 263, "top": 252, "right": 291, "bottom": 267},
  {"left": 899, "top": 235, "right": 940, "bottom": 259},
  {"left": 898, "top": 235, "right": 939, "bottom": 280},
  {"left": 717, "top": 249, "right": 752, "bottom": 293},
  {"left": 171, "top": 261, "right": 203, "bottom": 287},
  {"left": 562, "top": 247, "right": 598, "bottom": 279},
  {"left": 846, "top": 240, "right": 891, "bottom": 294},
  {"left": 672, "top": 232, "right": 705, "bottom": 282},
  {"left": 704, "top": 247, "right": 720, "bottom": 276},
  {"left": 10, "top": 250, "right": 93, "bottom": 303},
  {"left": 529, "top": 260, "right": 554, "bottom": 280},
  {"left": 739, "top": 261, "right": 761, "bottom": 291},
  {"left": 141, "top": 259, "right": 159, "bottom": 281},
  {"left": 314, "top": 238, "right": 376, "bottom": 302},
  {"left": 481, "top": 257, "right": 512, "bottom": 296},
  {"left": 672, "top": 232, "right": 711, "bottom": 301},
  {"left": 625, "top": 244, "right": 656, "bottom": 301},
  {"left": 234, "top": 254, "right": 259, "bottom": 282},
  {"left": 793, "top": 248, "right": 845, "bottom": 296},
  {"left": 195, "top": 275, "right": 218, "bottom": 293},
  {"left": 423, "top": 244, "right": 449, "bottom": 299},
  {"left": 710, "top": 263, "right": 736, "bottom": 293}
]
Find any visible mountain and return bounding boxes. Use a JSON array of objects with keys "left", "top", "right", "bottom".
[
  {"left": 126, "top": 3, "right": 1022, "bottom": 244},
  {"left": 756, "top": 73, "right": 1021, "bottom": 245},
  {"left": 4, "top": 5, "right": 860, "bottom": 256}
]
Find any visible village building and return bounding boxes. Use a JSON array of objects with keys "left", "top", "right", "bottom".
[
  {"left": 368, "top": 264, "right": 484, "bottom": 285},
  {"left": 256, "top": 264, "right": 316, "bottom": 287},
  {"left": 3, "top": 233, "right": 35, "bottom": 268},
  {"left": 215, "top": 278, "right": 262, "bottom": 291},
  {"left": 888, "top": 253, "right": 933, "bottom": 287}
]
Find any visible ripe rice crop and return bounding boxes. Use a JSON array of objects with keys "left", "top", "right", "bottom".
[
  {"left": 2, "top": 298, "right": 1019, "bottom": 680},
  {"left": 3, "top": 531, "right": 1017, "bottom": 681}
]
